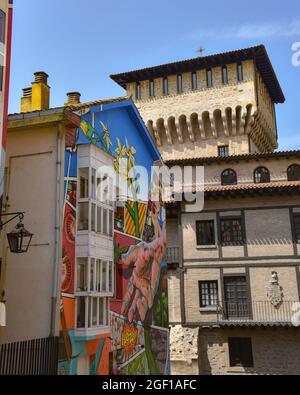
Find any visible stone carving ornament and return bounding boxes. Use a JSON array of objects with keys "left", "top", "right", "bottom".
[{"left": 266, "top": 271, "right": 283, "bottom": 308}]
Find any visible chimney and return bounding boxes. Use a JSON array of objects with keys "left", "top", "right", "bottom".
[
  {"left": 31, "top": 72, "right": 50, "bottom": 111},
  {"left": 21, "top": 87, "right": 32, "bottom": 113},
  {"left": 20, "top": 72, "right": 50, "bottom": 113},
  {"left": 65, "top": 92, "right": 81, "bottom": 106}
]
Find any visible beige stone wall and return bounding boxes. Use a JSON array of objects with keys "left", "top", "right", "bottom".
[
  {"left": 127, "top": 59, "right": 278, "bottom": 158},
  {"left": 170, "top": 325, "right": 200, "bottom": 375},
  {"left": 250, "top": 267, "right": 299, "bottom": 302},
  {"left": 256, "top": 71, "right": 276, "bottom": 136},
  {"left": 246, "top": 208, "right": 294, "bottom": 257},
  {"left": 177, "top": 193, "right": 299, "bottom": 263},
  {"left": 0, "top": 126, "right": 65, "bottom": 343},
  {"left": 177, "top": 265, "right": 299, "bottom": 326},
  {"left": 199, "top": 328, "right": 300, "bottom": 375},
  {"left": 179, "top": 157, "right": 300, "bottom": 186},
  {"left": 128, "top": 60, "right": 255, "bottom": 105},
  {"left": 184, "top": 268, "right": 221, "bottom": 323},
  {"left": 168, "top": 270, "right": 181, "bottom": 323}
]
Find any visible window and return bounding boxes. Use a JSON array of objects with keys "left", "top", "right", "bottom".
[
  {"left": 237, "top": 63, "right": 243, "bottom": 82},
  {"left": 196, "top": 220, "right": 215, "bottom": 246},
  {"left": 221, "top": 218, "right": 244, "bottom": 245},
  {"left": 79, "top": 168, "right": 89, "bottom": 199},
  {"left": 191, "top": 71, "right": 197, "bottom": 90},
  {"left": 76, "top": 258, "right": 114, "bottom": 295},
  {"left": 229, "top": 338, "right": 254, "bottom": 368},
  {"left": 199, "top": 281, "right": 218, "bottom": 308},
  {"left": 218, "top": 146, "right": 229, "bottom": 157},
  {"left": 254, "top": 167, "right": 270, "bottom": 184},
  {"left": 76, "top": 296, "right": 108, "bottom": 329},
  {"left": 222, "top": 65, "right": 228, "bottom": 84},
  {"left": 0, "top": 10, "right": 6, "bottom": 44},
  {"left": 163, "top": 77, "right": 169, "bottom": 95},
  {"left": 77, "top": 258, "right": 88, "bottom": 292},
  {"left": 206, "top": 69, "right": 213, "bottom": 88},
  {"left": 76, "top": 259, "right": 112, "bottom": 330},
  {"left": 177, "top": 74, "right": 183, "bottom": 93},
  {"left": 77, "top": 297, "right": 86, "bottom": 329},
  {"left": 149, "top": 80, "right": 155, "bottom": 97},
  {"left": 97, "top": 206, "right": 102, "bottom": 233},
  {"left": 287, "top": 164, "right": 300, "bottom": 181},
  {"left": 136, "top": 82, "right": 141, "bottom": 100},
  {"left": 221, "top": 169, "right": 237, "bottom": 186},
  {"left": 103, "top": 208, "right": 108, "bottom": 235},
  {"left": 224, "top": 276, "right": 250, "bottom": 319},
  {"left": 293, "top": 215, "right": 300, "bottom": 243},
  {"left": 78, "top": 202, "right": 89, "bottom": 231}
]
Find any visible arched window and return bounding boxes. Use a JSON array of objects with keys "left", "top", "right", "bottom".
[
  {"left": 254, "top": 167, "right": 270, "bottom": 184},
  {"left": 221, "top": 169, "right": 237, "bottom": 186},
  {"left": 287, "top": 164, "right": 300, "bottom": 181}
]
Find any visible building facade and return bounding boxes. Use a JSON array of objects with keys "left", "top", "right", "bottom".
[
  {"left": 111, "top": 46, "right": 300, "bottom": 375},
  {"left": 111, "top": 45, "right": 284, "bottom": 161},
  {"left": 0, "top": 0, "right": 13, "bottom": 329},
  {"left": 0, "top": 73, "right": 169, "bottom": 375}
]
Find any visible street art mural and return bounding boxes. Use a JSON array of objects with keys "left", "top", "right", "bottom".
[{"left": 58, "top": 99, "right": 169, "bottom": 375}]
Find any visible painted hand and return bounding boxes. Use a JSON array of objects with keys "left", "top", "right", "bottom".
[{"left": 120, "top": 227, "right": 167, "bottom": 323}]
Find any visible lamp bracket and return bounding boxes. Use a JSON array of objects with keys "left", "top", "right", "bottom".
[{"left": 0, "top": 212, "right": 25, "bottom": 230}]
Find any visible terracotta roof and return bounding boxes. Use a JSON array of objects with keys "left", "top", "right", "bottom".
[
  {"left": 205, "top": 181, "right": 300, "bottom": 193},
  {"left": 66, "top": 96, "right": 130, "bottom": 110},
  {"left": 165, "top": 150, "right": 300, "bottom": 166},
  {"left": 165, "top": 181, "right": 300, "bottom": 202},
  {"left": 111, "top": 45, "right": 285, "bottom": 104}
]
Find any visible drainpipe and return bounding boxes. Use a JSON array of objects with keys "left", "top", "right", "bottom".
[{"left": 51, "top": 122, "right": 63, "bottom": 336}]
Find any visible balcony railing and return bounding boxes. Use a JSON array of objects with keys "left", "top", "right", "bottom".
[
  {"left": 166, "top": 247, "right": 180, "bottom": 265},
  {"left": 216, "top": 301, "right": 299, "bottom": 325}
]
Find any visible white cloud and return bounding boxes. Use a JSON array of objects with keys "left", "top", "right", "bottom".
[{"left": 189, "top": 19, "right": 300, "bottom": 40}]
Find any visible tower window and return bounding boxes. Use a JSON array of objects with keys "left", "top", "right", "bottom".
[
  {"left": 237, "top": 63, "right": 243, "bottom": 82},
  {"left": 218, "top": 146, "right": 229, "bottom": 157},
  {"left": 222, "top": 65, "right": 228, "bottom": 84},
  {"left": 135, "top": 82, "right": 141, "bottom": 100},
  {"left": 163, "top": 77, "right": 169, "bottom": 95},
  {"left": 191, "top": 71, "right": 198, "bottom": 90},
  {"left": 149, "top": 80, "right": 155, "bottom": 97},
  {"left": 206, "top": 69, "right": 213, "bottom": 88},
  {"left": 221, "top": 169, "right": 237, "bottom": 186},
  {"left": 177, "top": 74, "right": 183, "bottom": 93},
  {"left": 254, "top": 167, "right": 270, "bottom": 184}
]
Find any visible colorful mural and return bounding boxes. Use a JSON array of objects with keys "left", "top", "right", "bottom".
[{"left": 58, "top": 99, "right": 169, "bottom": 375}]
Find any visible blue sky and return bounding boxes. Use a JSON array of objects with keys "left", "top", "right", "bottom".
[{"left": 9, "top": 0, "right": 300, "bottom": 150}]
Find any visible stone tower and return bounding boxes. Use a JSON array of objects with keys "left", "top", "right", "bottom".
[{"left": 111, "top": 45, "right": 285, "bottom": 161}]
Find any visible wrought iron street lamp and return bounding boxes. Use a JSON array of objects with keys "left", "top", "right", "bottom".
[{"left": 0, "top": 212, "right": 33, "bottom": 254}]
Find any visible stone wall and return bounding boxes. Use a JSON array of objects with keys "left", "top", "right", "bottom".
[{"left": 199, "top": 328, "right": 300, "bottom": 375}]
